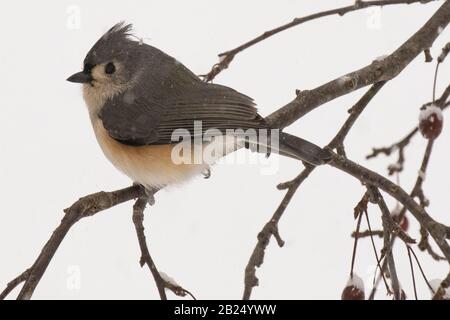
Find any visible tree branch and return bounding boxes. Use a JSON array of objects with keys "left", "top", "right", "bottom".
[
  {"left": 266, "top": 0, "right": 450, "bottom": 128},
  {"left": 132, "top": 195, "right": 167, "bottom": 300},
  {"left": 369, "top": 187, "right": 401, "bottom": 300},
  {"left": 201, "top": 0, "right": 439, "bottom": 82},
  {"left": 432, "top": 271, "right": 450, "bottom": 300},
  {"left": 366, "top": 82, "right": 449, "bottom": 176},
  {"left": 243, "top": 82, "right": 386, "bottom": 299},
  {"left": 2, "top": 0, "right": 449, "bottom": 300},
  {"left": 1, "top": 185, "right": 145, "bottom": 300},
  {"left": 330, "top": 154, "right": 450, "bottom": 262},
  {"left": 352, "top": 229, "right": 384, "bottom": 238},
  {"left": 242, "top": 166, "right": 313, "bottom": 300},
  {"left": 0, "top": 269, "right": 30, "bottom": 300}
]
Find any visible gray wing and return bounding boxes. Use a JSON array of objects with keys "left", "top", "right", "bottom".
[{"left": 99, "top": 82, "right": 266, "bottom": 146}]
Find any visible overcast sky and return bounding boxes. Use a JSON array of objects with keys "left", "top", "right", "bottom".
[{"left": 0, "top": 0, "right": 449, "bottom": 299}]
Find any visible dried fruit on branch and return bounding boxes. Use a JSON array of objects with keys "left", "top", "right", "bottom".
[{"left": 419, "top": 105, "right": 443, "bottom": 139}]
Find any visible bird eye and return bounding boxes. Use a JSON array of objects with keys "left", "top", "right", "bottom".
[{"left": 105, "top": 62, "right": 116, "bottom": 75}]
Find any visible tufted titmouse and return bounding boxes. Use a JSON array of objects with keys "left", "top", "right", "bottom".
[{"left": 67, "top": 22, "right": 330, "bottom": 191}]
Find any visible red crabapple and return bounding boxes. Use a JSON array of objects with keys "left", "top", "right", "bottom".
[
  {"left": 419, "top": 105, "right": 443, "bottom": 139},
  {"left": 341, "top": 274, "right": 365, "bottom": 300}
]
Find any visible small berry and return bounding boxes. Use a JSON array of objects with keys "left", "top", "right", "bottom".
[
  {"left": 399, "top": 216, "right": 409, "bottom": 232},
  {"left": 341, "top": 274, "right": 365, "bottom": 300},
  {"left": 419, "top": 105, "right": 443, "bottom": 139}
]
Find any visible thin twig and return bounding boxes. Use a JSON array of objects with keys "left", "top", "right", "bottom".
[
  {"left": 350, "top": 198, "right": 366, "bottom": 277},
  {"left": 437, "top": 42, "right": 450, "bottom": 63},
  {"left": 406, "top": 245, "right": 419, "bottom": 300},
  {"left": 367, "top": 83, "right": 449, "bottom": 298},
  {"left": 14, "top": 185, "right": 145, "bottom": 300},
  {"left": 265, "top": 1, "right": 450, "bottom": 128},
  {"left": 433, "top": 63, "right": 440, "bottom": 102},
  {"left": 330, "top": 153, "right": 450, "bottom": 262},
  {"left": 424, "top": 48, "right": 433, "bottom": 62},
  {"left": 367, "top": 134, "right": 441, "bottom": 297},
  {"left": 370, "top": 188, "right": 401, "bottom": 299},
  {"left": 243, "top": 82, "right": 386, "bottom": 299},
  {"left": 432, "top": 271, "right": 450, "bottom": 300},
  {"left": 407, "top": 245, "right": 434, "bottom": 292},
  {"left": 366, "top": 129, "right": 417, "bottom": 175},
  {"left": 418, "top": 226, "right": 445, "bottom": 260},
  {"left": 351, "top": 230, "right": 384, "bottom": 238},
  {"left": 364, "top": 207, "right": 393, "bottom": 296},
  {"left": 366, "top": 84, "right": 450, "bottom": 175},
  {"left": 0, "top": 269, "right": 30, "bottom": 300},
  {"left": 368, "top": 259, "right": 387, "bottom": 300},
  {"left": 2, "top": 0, "right": 449, "bottom": 300},
  {"left": 132, "top": 195, "right": 167, "bottom": 300},
  {"left": 329, "top": 81, "right": 386, "bottom": 154},
  {"left": 243, "top": 166, "right": 312, "bottom": 300},
  {"left": 163, "top": 281, "right": 197, "bottom": 300},
  {"left": 201, "top": 0, "right": 438, "bottom": 82}
]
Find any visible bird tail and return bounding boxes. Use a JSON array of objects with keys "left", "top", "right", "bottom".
[
  {"left": 244, "top": 131, "right": 332, "bottom": 166},
  {"left": 233, "top": 130, "right": 332, "bottom": 166},
  {"left": 277, "top": 132, "right": 332, "bottom": 165}
]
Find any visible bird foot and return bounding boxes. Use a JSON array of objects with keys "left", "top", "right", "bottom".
[
  {"left": 133, "top": 183, "right": 156, "bottom": 205},
  {"left": 202, "top": 168, "right": 211, "bottom": 179},
  {"left": 145, "top": 189, "right": 156, "bottom": 206}
]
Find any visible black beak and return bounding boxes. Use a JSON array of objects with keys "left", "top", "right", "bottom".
[{"left": 67, "top": 71, "right": 93, "bottom": 83}]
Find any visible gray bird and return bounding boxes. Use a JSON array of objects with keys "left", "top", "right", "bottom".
[{"left": 67, "top": 22, "right": 329, "bottom": 191}]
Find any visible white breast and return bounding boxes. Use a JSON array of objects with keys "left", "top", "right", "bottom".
[
  {"left": 91, "top": 117, "right": 211, "bottom": 188},
  {"left": 82, "top": 84, "right": 238, "bottom": 188}
]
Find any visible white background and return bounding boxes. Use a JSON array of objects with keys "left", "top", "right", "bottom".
[{"left": 0, "top": 0, "right": 449, "bottom": 299}]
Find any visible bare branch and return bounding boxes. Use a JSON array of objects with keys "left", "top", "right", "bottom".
[
  {"left": 1, "top": 185, "right": 145, "bottom": 300},
  {"left": 352, "top": 230, "right": 384, "bottom": 239},
  {"left": 266, "top": 1, "right": 450, "bottom": 129},
  {"left": 366, "top": 129, "right": 417, "bottom": 175},
  {"left": 2, "top": 1, "right": 449, "bottom": 301},
  {"left": 369, "top": 187, "right": 401, "bottom": 299},
  {"left": 424, "top": 48, "right": 433, "bottom": 62},
  {"left": 418, "top": 226, "right": 445, "bottom": 260},
  {"left": 432, "top": 271, "right": 450, "bottom": 300},
  {"left": 406, "top": 245, "right": 419, "bottom": 299},
  {"left": 366, "top": 84, "right": 450, "bottom": 175},
  {"left": 243, "top": 82, "right": 386, "bottom": 299},
  {"left": 132, "top": 195, "right": 167, "bottom": 300},
  {"left": 201, "top": 0, "right": 439, "bottom": 82},
  {"left": 0, "top": 269, "right": 30, "bottom": 300},
  {"left": 243, "top": 166, "right": 313, "bottom": 300},
  {"left": 406, "top": 245, "right": 435, "bottom": 292},
  {"left": 162, "top": 279, "right": 197, "bottom": 300},
  {"left": 330, "top": 154, "right": 450, "bottom": 262},
  {"left": 437, "top": 42, "right": 450, "bottom": 63},
  {"left": 350, "top": 195, "right": 367, "bottom": 277},
  {"left": 367, "top": 128, "right": 443, "bottom": 297},
  {"left": 329, "top": 81, "right": 386, "bottom": 155}
]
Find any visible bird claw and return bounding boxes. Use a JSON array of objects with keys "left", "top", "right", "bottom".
[
  {"left": 144, "top": 188, "right": 156, "bottom": 206},
  {"left": 133, "top": 183, "right": 156, "bottom": 205},
  {"left": 203, "top": 168, "right": 211, "bottom": 179}
]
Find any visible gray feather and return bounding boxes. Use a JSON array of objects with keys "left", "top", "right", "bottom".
[
  {"left": 93, "top": 23, "right": 330, "bottom": 165},
  {"left": 97, "top": 26, "right": 265, "bottom": 145}
]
